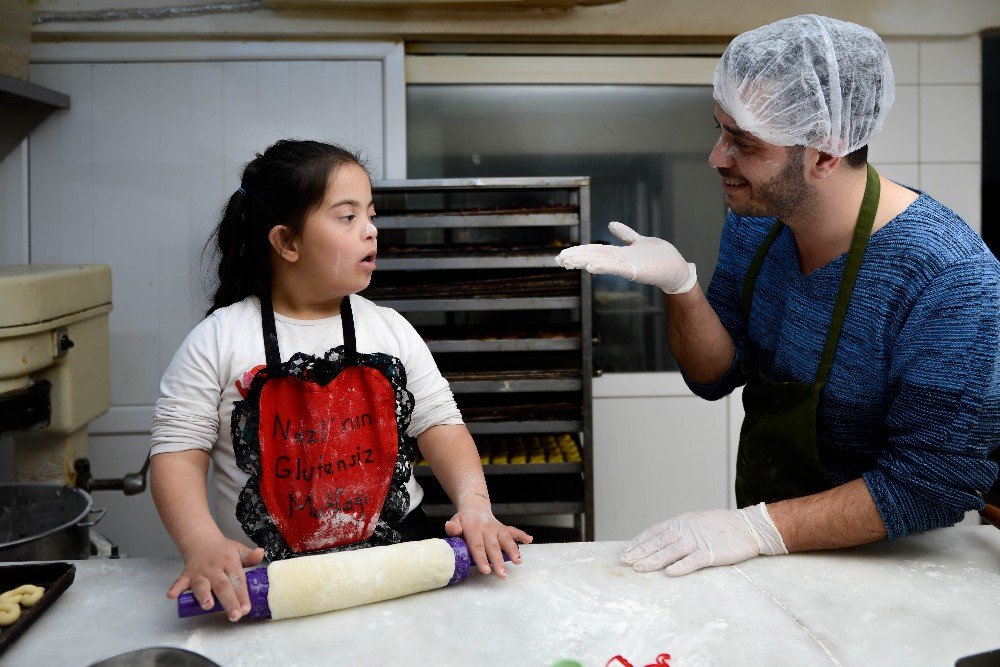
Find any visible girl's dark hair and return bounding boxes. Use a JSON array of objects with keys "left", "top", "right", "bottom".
[{"left": 206, "top": 139, "right": 368, "bottom": 315}]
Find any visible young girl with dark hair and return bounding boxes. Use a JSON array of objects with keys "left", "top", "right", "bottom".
[{"left": 149, "top": 139, "right": 531, "bottom": 622}]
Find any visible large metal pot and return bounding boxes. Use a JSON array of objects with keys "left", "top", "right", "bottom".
[{"left": 0, "top": 483, "right": 105, "bottom": 561}]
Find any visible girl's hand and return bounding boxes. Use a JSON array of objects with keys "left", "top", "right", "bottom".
[
  {"left": 166, "top": 536, "right": 265, "bottom": 621},
  {"left": 445, "top": 510, "right": 532, "bottom": 579}
]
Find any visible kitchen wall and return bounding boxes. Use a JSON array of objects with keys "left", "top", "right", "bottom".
[
  {"left": 0, "top": 141, "right": 28, "bottom": 266},
  {"left": 870, "top": 37, "right": 983, "bottom": 233}
]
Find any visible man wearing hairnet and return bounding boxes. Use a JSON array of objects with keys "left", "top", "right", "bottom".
[{"left": 559, "top": 15, "right": 1000, "bottom": 575}]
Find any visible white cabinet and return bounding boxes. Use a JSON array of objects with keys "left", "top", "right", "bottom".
[{"left": 593, "top": 372, "right": 740, "bottom": 541}]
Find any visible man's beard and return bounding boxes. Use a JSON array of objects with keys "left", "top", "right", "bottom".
[{"left": 723, "top": 148, "right": 817, "bottom": 219}]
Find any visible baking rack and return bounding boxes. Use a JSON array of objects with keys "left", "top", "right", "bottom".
[{"left": 367, "top": 177, "right": 594, "bottom": 540}]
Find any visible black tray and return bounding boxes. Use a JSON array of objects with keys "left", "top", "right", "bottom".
[{"left": 0, "top": 562, "right": 76, "bottom": 656}]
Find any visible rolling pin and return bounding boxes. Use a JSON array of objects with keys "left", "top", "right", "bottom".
[
  {"left": 177, "top": 537, "right": 501, "bottom": 620},
  {"left": 981, "top": 503, "right": 1000, "bottom": 530}
]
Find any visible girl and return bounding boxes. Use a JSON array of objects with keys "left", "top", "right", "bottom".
[{"left": 149, "top": 140, "right": 532, "bottom": 622}]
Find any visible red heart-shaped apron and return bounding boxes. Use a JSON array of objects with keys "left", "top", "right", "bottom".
[
  {"left": 233, "top": 296, "right": 416, "bottom": 559},
  {"left": 257, "top": 366, "right": 398, "bottom": 552}
]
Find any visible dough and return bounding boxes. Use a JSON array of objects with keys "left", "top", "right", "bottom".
[
  {"left": 267, "top": 538, "right": 456, "bottom": 620},
  {"left": 1, "top": 585, "right": 44, "bottom": 607}
]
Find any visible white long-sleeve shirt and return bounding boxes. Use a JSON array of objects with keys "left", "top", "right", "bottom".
[{"left": 150, "top": 295, "right": 462, "bottom": 542}]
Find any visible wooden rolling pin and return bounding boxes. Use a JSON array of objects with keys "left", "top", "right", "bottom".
[
  {"left": 980, "top": 503, "right": 1000, "bottom": 530},
  {"left": 177, "top": 537, "right": 499, "bottom": 621}
]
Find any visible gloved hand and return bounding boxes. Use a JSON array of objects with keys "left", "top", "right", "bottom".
[
  {"left": 620, "top": 503, "right": 787, "bottom": 576},
  {"left": 555, "top": 221, "right": 698, "bottom": 294}
]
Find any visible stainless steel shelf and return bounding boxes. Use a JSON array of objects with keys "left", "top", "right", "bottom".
[
  {"left": 426, "top": 338, "right": 582, "bottom": 353},
  {"left": 371, "top": 176, "right": 593, "bottom": 539},
  {"left": 466, "top": 421, "right": 582, "bottom": 434},
  {"left": 413, "top": 462, "right": 582, "bottom": 476},
  {"left": 376, "top": 255, "right": 560, "bottom": 270},
  {"left": 449, "top": 378, "right": 581, "bottom": 393},
  {"left": 1, "top": 73, "right": 71, "bottom": 162},
  {"left": 376, "top": 296, "right": 580, "bottom": 312},
  {"left": 376, "top": 212, "right": 579, "bottom": 229},
  {"left": 421, "top": 501, "right": 586, "bottom": 517},
  {"left": 597, "top": 305, "right": 666, "bottom": 315},
  {"left": 0, "top": 74, "right": 70, "bottom": 110}
]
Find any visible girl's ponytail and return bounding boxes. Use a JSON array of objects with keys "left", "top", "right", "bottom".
[{"left": 207, "top": 187, "right": 268, "bottom": 315}]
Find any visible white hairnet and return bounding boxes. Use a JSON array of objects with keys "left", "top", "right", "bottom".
[{"left": 713, "top": 14, "right": 895, "bottom": 157}]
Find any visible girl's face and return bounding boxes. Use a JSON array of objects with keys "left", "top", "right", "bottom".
[{"left": 295, "top": 163, "right": 378, "bottom": 299}]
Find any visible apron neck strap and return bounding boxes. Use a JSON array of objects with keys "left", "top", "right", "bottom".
[
  {"left": 741, "top": 164, "right": 881, "bottom": 385},
  {"left": 814, "top": 163, "right": 880, "bottom": 386},
  {"left": 259, "top": 294, "right": 358, "bottom": 369},
  {"left": 341, "top": 295, "right": 357, "bottom": 364},
  {"left": 260, "top": 293, "right": 282, "bottom": 368},
  {"left": 742, "top": 221, "right": 785, "bottom": 320}
]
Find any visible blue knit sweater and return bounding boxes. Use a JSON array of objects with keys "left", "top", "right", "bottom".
[{"left": 685, "top": 193, "right": 1000, "bottom": 539}]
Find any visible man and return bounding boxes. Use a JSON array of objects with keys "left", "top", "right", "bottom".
[{"left": 558, "top": 14, "right": 1000, "bottom": 576}]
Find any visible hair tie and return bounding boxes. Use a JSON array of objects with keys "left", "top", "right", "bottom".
[{"left": 237, "top": 186, "right": 248, "bottom": 197}]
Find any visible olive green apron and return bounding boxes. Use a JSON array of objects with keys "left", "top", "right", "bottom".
[{"left": 734, "top": 164, "right": 880, "bottom": 507}]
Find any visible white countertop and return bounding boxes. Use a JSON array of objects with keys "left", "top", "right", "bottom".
[{"left": 3, "top": 526, "right": 999, "bottom": 666}]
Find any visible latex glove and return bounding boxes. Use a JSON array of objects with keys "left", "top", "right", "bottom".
[
  {"left": 555, "top": 221, "right": 698, "bottom": 294},
  {"left": 445, "top": 509, "right": 533, "bottom": 580},
  {"left": 620, "top": 503, "right": 787, "bottom": 576},
  {"left": 167, "top": 536, "right": 265, "bottom": 621}
]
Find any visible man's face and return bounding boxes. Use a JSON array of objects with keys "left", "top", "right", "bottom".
[{"left": 708, "top": 104, "right": 814, "bottom": 219}]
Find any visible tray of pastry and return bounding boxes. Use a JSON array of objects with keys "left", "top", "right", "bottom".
[
  {"left": 443, "top": 369, "right": 578, "bottom": 383},
  {"left": 382, "top": 241, "right": 566, "bottom": 257},
  {"left": 376, "top": 242, "right": 568, "bottom": 270},
  {"left": 415, "top": 434, "right": 582, "bottom": 475},
  {"left": 363, "top": 271, "right": 578, "bottom": 301},
  {"left": 458, "top": 401, "right": 580, "bottom": 422},
  {"left": 374, "top": 204, "right": 579, "bottom": 229},
  {"left": 418, "top": 324, "right": 581, "bottom": 353},
  {"left": 444, "top": 371, "right": 580, "bottom": 393},
  {"left": 0, "top": 562, "right": 76, "bottom": 656}
]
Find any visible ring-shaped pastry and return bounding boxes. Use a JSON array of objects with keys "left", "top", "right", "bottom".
[
  {"left": 0, "top": 585, "right": 45, "bottom": 607},
  {"left": 0, "top": 601, "right": 21, "bottom": 626}
]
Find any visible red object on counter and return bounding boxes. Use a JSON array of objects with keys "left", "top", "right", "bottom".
[{"left": 605, "top": 652, "right": 671, "bottom": 667}]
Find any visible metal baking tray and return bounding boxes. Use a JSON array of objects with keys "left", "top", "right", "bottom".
[
  {"left": 426, "top": 338, "right": 582, "bottom": 353},
  {"left": 376, "top": 211, "right": 579, "bottom": 229},
  {"left": 0, "top": 562, "right": 75, "bottom": 656},
  {"left": 377, "top": 256, "right": 560, "bottom": 270},
  {"left": 378, "top": 296, "right": 580, "bottom": 311}
]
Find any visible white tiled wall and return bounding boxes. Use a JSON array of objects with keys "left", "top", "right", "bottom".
[{"left": 871, "top": 37, "right": 982, "bottom": 234}]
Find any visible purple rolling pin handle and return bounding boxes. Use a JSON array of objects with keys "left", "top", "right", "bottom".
[
  {"left": 444, "top": 536, "right": 512, "bottom": 585},
  {"left": 177, "top": 566, "right": 272, "bottom": 620}
]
